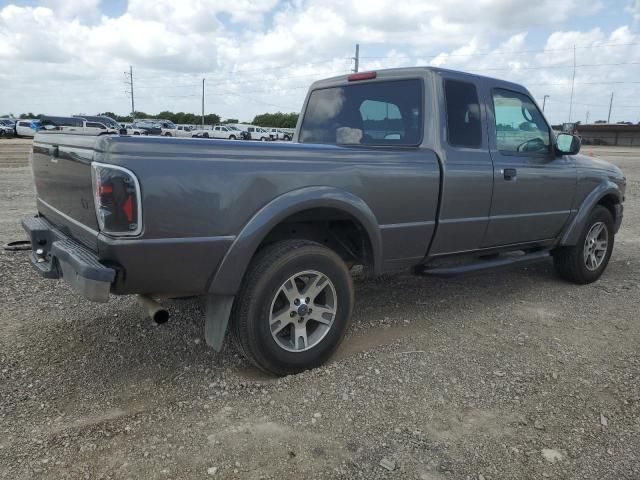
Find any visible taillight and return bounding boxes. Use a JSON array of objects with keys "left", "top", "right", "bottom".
[
  {"left": 91, "top": 162, "right": 142, "bottom": 236},
  {"left": 347, "top": 71, "right": 377, "bottom": 81}
]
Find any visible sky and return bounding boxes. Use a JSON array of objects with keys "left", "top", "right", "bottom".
[{"left": 0, "top": 0, "right": 639, "bottom": 124}]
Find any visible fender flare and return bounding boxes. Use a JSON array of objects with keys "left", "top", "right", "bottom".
[
  {"left": 559, "top": 180, "right": 623, "bottom": 245},
  {"left": 208, "top": 186, "right": 382, "bottom": 296}
]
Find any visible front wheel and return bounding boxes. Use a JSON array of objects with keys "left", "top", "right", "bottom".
[
  {"left": 553, "top": 205, "right": 614, "bottom": 284},
  {"left": 164, "top": 132, "right": 172, "bottom": 137},
  {"left": 229, "top": 135, "right": 236, "bottom": 140},
  {"left": 232, "top": 240, "right": 354, "bottom": 376}
]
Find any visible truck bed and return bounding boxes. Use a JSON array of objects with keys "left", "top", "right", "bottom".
[{"left": 29, "top": 133, "right": 441, "bottom": 295}]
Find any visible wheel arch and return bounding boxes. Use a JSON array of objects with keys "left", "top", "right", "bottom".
[
  {"left": 560, "top": 180, "right": 623, "bottom": 245},
  {"left": 208, "top": 186, "right": 382, "bottom": 296}
]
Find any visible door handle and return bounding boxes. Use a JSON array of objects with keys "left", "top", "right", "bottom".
[{"left": 502, "top": 168, "right": 517, "bottom": 180}]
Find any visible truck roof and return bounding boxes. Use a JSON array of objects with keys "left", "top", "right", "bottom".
[{"left": 308, "top": 66, "right": 527, "bottom": 93}]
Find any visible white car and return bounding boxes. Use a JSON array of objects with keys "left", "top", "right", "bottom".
[
  {"left": 157, "top": 121, "right": 191, "bottom": 137},
  {"left": 266, "top": 128, "right": 284, "bottom": 141},
  {"left": 15, "top": 119, "right": 42, "bottom": 137},
  {"left": 246, "top": 126, "right": 271, "bottom": 141},
  {"left": 211, "top": 125, "right": 241, "bottom": 140},
  {"left": 121, "top": 123, "right": 147, "bottom": 135}
]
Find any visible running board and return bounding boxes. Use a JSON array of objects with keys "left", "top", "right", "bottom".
[{"left": 416, "top": 250, "right": 551, "bottom": 277}]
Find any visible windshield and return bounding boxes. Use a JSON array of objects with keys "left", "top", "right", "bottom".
[{"left": 299, "top": 78, "right": 423, "bottom": 146}]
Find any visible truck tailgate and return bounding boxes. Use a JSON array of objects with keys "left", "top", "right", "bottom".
[{"left": 31, "top": 134, "right": 100, "bottom": 248}]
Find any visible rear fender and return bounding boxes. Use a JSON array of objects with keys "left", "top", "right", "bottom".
[{"left": 207, "top": 186, "right": 382, "bottom": 296}]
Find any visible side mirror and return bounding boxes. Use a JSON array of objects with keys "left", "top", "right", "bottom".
[{"left": 555, "top": 133, "right": 580, "bottom": 155}]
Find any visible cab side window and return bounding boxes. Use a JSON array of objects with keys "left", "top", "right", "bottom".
[
  {"left": 492, "top": 89, "right": 550, "bottom": 154},
  {"left": 444, "top": 79, "right": 482, "bottom": 148}
]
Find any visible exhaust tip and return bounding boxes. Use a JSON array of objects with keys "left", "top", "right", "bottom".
[
  {"left": 137, "top": 295, "right": 170, "bottom": 325},
  {"left": 153, "top": 309, "right": 169, "bottom": 324}
]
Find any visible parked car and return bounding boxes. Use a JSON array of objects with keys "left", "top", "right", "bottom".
[
  {"left": 132, "top": 121, "right": 162, "bottom": 136},
  {"left": 22, "top": 67, "right": 626, "bottom": 376},
  {"left": 265, "top": 128, "right": 283, "bottom": 141},
  {"left": 281, "top": 128, "right": 294, "bottom": 141},
  {"left": 41, "top": 116, "right": 118, "bottom": 136},
  {"left": 75, "top": 115, "right": 127, "bottom": 134},
  {"left": 15, "top": 119, "right": 41, "bottom": 137},
  {"left": 225, "top": 125, "right": 249, "bottom": 140},
  {"left": 246, "top": 126, "right": 270, "bottom": 141},
  {"left": 157, "top": 121, "right": 191, "bottom": 137},
  {"left": 120, "top": 123, "right": 147, "bottom": 135},
  {"left": 195, "top": 125, "right": 242, "bottom": 140},
  {"left": 0, "top": 123, "right": 14, "bottom": 137},
  {"left": 0, "top": 119, "right": 15, "bottom": 136}
]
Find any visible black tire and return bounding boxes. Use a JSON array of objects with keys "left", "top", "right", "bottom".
[
  {"left": 229, "top": 135, "right": 236, "bottom": 140},
  {"left": 231, "top": 239, "right": 354, "bottom": 376},
  {"left": 134, "top": 132, "right": 140, "bottom": 135},
  {"left": 553, "top": 205, "right": 614, "bottom": 284},
  {"left": 203, "top": 132, "right": 209, "bottom": 138}
]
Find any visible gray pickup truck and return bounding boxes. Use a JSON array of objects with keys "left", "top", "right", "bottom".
[{"left": 23, "top": 67, "right": 625, "bottom": 375}]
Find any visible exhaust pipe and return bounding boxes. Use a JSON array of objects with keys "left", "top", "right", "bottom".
[{"left": 137, "top": 295, "right": 169, "bottom": 324}]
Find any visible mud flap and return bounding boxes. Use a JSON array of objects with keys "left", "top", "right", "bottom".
[{"left": 204, "top": 295, "right": 235, "bottom": 351}]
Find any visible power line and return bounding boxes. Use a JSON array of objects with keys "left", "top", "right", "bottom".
[{"left": 359, "top": 41, "right": 640, "bottom": 60}]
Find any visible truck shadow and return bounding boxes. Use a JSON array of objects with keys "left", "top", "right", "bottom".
[{"left": 14, "top": 259, "right": 560, "bottom": 408}]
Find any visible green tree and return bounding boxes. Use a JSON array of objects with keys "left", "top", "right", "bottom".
[{"left": 252, "top": 112, "right": 299, "bottom": 128}]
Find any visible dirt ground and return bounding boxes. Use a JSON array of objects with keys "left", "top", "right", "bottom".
[{"left": 0, "top": 139, "right": 638, "bottom": 479}]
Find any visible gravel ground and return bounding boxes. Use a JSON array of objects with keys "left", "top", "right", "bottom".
[{"left": 1, "top": 139, "right": 639, "bottom": 479}]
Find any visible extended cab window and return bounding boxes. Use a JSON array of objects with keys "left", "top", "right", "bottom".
[
  {"left": 444, "top": 80, "right": 482, "bottom": 148},
  {"left": 299, "top": 79, "right": 423, "bottom": 146},
  {"left": 492, "top": 89, "right": 550, "bottom": 154}
]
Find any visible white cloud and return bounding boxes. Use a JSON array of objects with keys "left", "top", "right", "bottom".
[{"left": 0, "top": 0, "right": 637, "bottom": 124}]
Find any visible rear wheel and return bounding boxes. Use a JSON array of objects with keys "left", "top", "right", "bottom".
[
  {"left": 164, "top": 132, "right": 172, "bottom": 137},
  {"left": 229, "top": 135, "right": 236, "bottom": 140},
  {"left": 553, "top": 205, "right": 614, "bottom": 284},
  {"left": 232, "top": 240, "right": 354, "bottom": 376}
]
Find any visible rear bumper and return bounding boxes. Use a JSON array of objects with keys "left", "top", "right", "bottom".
[{"left": 21, "top": 215, "right": 115, "bottom": 302}]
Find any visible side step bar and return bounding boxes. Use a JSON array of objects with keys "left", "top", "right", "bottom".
[{"left": 415, "top": 250, "right": 551, "bottom": 278}]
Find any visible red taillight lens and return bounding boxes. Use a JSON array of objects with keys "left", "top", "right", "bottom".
[
  {"left": 122, "top": 195, "right": 133, "bottom": 223},
  {"left": 347, "top": 71, "right": 377, "bottom": 81},
  {"left": 91, "top": 163, "right": 141, "bottom": 236}
]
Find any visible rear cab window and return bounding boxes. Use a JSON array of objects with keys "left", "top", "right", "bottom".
[
  {"left": 299, "top": 78, "right": 423, "bottom": 146},
  {"left": 444, "top": 80, "right": 482, "bottom": 149}
]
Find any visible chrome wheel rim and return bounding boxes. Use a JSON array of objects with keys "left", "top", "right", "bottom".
[
  {"left": 269, "top": 270, "right": 337, "bottom": 352},
  {"left": 583, "top": 221, "right": 608, "bottom": 271}
]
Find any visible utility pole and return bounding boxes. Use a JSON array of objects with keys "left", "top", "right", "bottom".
[
  {"left": 542, "top": 95, "right": 550, "bottom": 112},
  {"left": 352, "top": 44, "right": 360, "bottom": 73},
  {"left": 202, "top": 78, "right": 205, "bottom": 129},
  {"left": 607, "top": 92, "right": 614, "bottom": 123},
  {"left": 568, "top": 45, "right": 576, "bottom": 122},
  {"left": 585, "top": 110, "right": 590, "bottom": 124},
  {"left": 124, "top": 65, "right": 135, "bottom": 121}
]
